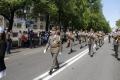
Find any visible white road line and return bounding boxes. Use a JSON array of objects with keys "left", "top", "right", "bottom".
[
  {"left": 104, "top": 37, "right": 107, "bottom": 41},
  {"left": 43, "top": 50, "right": 88, "bottom": 80},
  {"left": 5, "top": 58, "right": 9, "bottom": 60},
  {"left": 33, "top": 37, "right": 108, "bottom": 80},
  {"left": 33, "top": 49, "right": 88, "bottom": 80}
]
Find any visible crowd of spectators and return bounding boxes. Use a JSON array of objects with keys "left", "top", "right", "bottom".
[{"left": 5, "top": 30, "right": 50, "bottom": 54}]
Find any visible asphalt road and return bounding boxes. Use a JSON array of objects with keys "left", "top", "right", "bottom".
[{"left": 4, "top": 37, "right": 120, "bottom": 80}]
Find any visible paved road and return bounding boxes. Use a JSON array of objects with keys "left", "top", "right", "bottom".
[{"left": 4, "top": 37, "right": 120, "bottom": 80}]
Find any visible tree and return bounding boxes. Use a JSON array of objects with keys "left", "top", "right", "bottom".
[
  {"left": 0, "top": 0, "right": 110, "bottom": 32},
  {"left": 0, "top": 0, "right": 28, "bottom": 31},
  {"left": 11, "top": 0, "right": 111, "bottom": 32},
  {"left": 31, "top": 0, "right": 58, "bottom": 31},
  {"left": 116, "top": 19, "right": 120, "bottom": 28}
]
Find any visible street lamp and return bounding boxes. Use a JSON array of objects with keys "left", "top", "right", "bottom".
[
  {"left": 24, "top": 9, "right": 27, "bottom": 19},
  {"left": 24, "top": 9, "right": 29, "bottom": 30}
]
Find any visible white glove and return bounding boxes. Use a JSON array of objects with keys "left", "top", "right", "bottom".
[
  {"left": 59, "top": 52, "right": 62, "bottom": 55},
  {"left": 44, "top": 49, "right": 47, "bottom": 54}
]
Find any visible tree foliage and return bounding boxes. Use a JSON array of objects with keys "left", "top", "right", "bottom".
[
  {"left": 116, "top": 19, "right": 120, "bottom": 28},
  {"left": 0, "top": 0, "right": 111, "bottom": 32},
  {"left": 0, "top": 0, "right": 27, "bottom": 31}
]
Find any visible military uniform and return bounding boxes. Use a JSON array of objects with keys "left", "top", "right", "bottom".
[
  {"left": 101, "top": 32, "right": 105, "bottom": 45},
  {"left": 112, "top": 31, "right": 120, "bottom": 60},
  {"left": 117, "top": 34, "right": 120, "bottom": 60},
  {"left": 60, "top": 30, "right": 64, "bottom": 44},
  {"left": 82, "top": 31, "right": 86, "bottom": 46},
  {"left": 66, "top": 31, "right": 74, "bottom": 54},
  {"left": 66, "top": 30, "right": 70, "bottom": 48},
  {"left": 98, "top": 32, "right": 103, "bottom": 47},
  {"left": 73, "top": 31, "right": 77, "bottom": 41},
  {"left": 112, "top": 32, "right": 118, "bottom": 52},
  {"left": 78, "top": 30, "right": 84, "bottom": 49},
  {"left": 95, "top": 32, "right": 99, "bottom": 50},
  {"left": 84, "top": 30, "right": 88, "bottom": 46},
  {"left": 108, "top": 33, "right": 111, "bottom": 43},
  {"left": 44, "top": 27, "right": 62, "bottom": 75},
  {"left": 88, "top": 30, "right": 95, "bottom": 57}
]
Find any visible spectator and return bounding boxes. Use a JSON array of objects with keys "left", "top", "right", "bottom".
[
  {"left": 41, "top": 31, "right": 44, "bottom": 45},
  {"left": 0, "top": 27, "right": 6, "bottom": 79},
  {"left": 45, "top": 31, "right": 49, "bottom": 44},
  {"left": 38, "top": 31, "right": 42, "bottom": 46},
  {"left": 6, "top": 31, "right": 12, "bottom": 54},
  {"left": 21, "top": 31, "right": 28, "bottom": 48},
  {"left": 28, "top": 30, "right": 34, "bottom": 48},
  {"left": 33, "top": 33, "right": 39, "bottom": 48},
  {"left": 18, "top": 30, "right": 22, "bottom": 48},
  {"left": 25, "top": 31, "right": 29, "bottom": 47}
]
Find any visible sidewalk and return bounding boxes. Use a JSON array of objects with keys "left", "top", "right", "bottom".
[{"left": 5, "top": 46, "right": 46, "bottom": 58}]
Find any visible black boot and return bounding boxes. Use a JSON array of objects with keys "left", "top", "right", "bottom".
[
  {"left": 70, "top": 49, "right": 73, "bottom": 53},
  {"left": 49, "top": 69, "right": 53, "bottom": 75},
  {"left": 80, "top": 46, "right": 82, "bottom": 49},
  {"left": 90, "top": 54, "right": 93, "bottom": 57},
  {"left": 117, "top": 58, "right": 120, "bottom": 61},
  {"left": 55, "top": 66, "right": 60, "bottom": 69}
]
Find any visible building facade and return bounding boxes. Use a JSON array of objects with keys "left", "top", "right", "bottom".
[{"left": 13, "top": 14, "right": 46, "bottom": 32}]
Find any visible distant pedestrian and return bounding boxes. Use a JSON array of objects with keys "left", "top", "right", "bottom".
[
  {"left": 18, "top": 30, "right": 22, "bottom": 48},
  {"left": 6, "top": 31, "right": 12, "bottom": 54},
  {"left": 28, "top": 30, "right": 34, "bottom": 48},
  {"left": 21, "top": 31, "right": 28, "bottom": 48},
  {"left": 38, "top": 31, "right": 42, "bottom": 46}
]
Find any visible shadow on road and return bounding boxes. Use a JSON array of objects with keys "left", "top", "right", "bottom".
[{"left": 11, "top": 51, "right": 21, "bottom": 54}]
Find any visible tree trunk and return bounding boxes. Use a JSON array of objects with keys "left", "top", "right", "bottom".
[
  {"left": 8, "top": 11, "right": 15, "bottom": 32},
  {"left": 45, "top": 13, "right": 49, "bottom": 31}
]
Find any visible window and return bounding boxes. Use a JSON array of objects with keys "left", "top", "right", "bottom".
[
  {"left": 33, "top": 25, "right": 37, "bottom": 29},
  {"left": 40, "top": 25, "right": 44, "bottom": 29},
  {"left": 40, "top": 16, "right": 44, "bottom": 21}
]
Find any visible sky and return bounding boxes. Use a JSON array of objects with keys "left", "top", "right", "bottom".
[{"left": 102, "top": 0, "right": 120, "bottom": 28}]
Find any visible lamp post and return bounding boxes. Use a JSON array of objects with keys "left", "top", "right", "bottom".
[
  {"left": 24, "top": 9, "right": 27, "bottom": 19},
  {"left": 24, "top": 9, "right": 27, "bottom": 29}
]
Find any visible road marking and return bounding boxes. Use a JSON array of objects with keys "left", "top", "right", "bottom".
[
  {"left": 43, "top": 37, "right": 108, "bottom": 80},
  {"left": 5, "top": 58, "right": 9, "bottom": 60},
  {"left": 33, "top": 49, "right": 88, "bottom": 80},
  {"left": 105, "top": 37, "right": 107, "bottom": 40},
  {"left": 44, "top": 50, "right": 88, "bottom": 80},
  {"left": 33, "top": 37, "right": 108, "bottom": 80}
]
